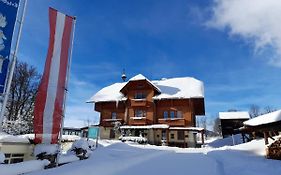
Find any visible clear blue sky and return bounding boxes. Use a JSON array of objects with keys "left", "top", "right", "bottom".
[{"left": 18, "top": 0, "right": 281, "bottom": 128}]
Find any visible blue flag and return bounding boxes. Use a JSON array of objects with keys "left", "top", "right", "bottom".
[{"left": 0, "top": 0, "right": 19, "bottom": 93}]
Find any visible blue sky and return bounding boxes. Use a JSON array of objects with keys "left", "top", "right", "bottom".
[{"left": 17, "top": 0, "right": 281, "bottom": 128}]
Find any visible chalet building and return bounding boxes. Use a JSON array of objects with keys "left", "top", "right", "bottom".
[
  {"left": 88, "top": 74, "right": 205, "bottom": 147},
  {"left": 219, "top": 111, "right": 250, "bottom": 142}
]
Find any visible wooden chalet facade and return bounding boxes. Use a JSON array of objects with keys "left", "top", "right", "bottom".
[{"left": 88, "top": 74, "right": 205, "bottom": 147}]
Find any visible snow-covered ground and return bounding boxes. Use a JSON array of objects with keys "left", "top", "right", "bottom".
[{"left": 23, "top": 136, "right": 281, "bottom": 175}]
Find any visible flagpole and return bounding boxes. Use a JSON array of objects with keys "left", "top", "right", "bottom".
[
  {"left": 57, "top": 16, "right": 76, "bottom": 166},
  {"left": 0, "top": 0, "right": 28, "bottom": 132}
]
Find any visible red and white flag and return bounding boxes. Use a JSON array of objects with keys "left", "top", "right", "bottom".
[{"left": 34, "top": 8, "right": 75, "bottom": 144}]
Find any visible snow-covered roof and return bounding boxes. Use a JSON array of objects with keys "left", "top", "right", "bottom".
[
  {"left": 88, "top": 75, "right": 204, "bottom": 103},
  {"left": 219, "top": 112, "right": 250, "bottom": 120},
  {"left": 88, "top": 83, "right": 126, "bottom": 102},
  {"left": 243, "top": 110, "right": 281, "bottom": 127},
  {"left": 0, "top": 132, "right": 30, "bottom": 143},
  {"left": 122, "top": 74, "right": 161, "bottom": 93},
  {"left": 152, "top": 77, "right": 204, "bottom": 100}
]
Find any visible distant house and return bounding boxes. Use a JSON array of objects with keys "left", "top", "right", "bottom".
[
  {"left": 219, "top": 111, "right": 250, "bottom": 139},
  {"left": 63, "top": 127, "right": 82, "bottom": 136},
  {"left": 88, "top": 74, "right": 205, "bottom": 148}
]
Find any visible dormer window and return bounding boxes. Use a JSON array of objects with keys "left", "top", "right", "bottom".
[{"left": 135, "top": 92, "right": 146, "bottom": 99}]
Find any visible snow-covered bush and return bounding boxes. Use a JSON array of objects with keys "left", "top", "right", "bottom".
[
  {"left": 34, "top": 144, "right": 59, "bottom": 157},
  {"left": 0, "top": 152, "right": 5, "bottom": 164},
  {"left": 68, "top": 139, "right": 95, "bottom": 159},
  {"left": 119, "top": 136, "right": 147, "bottom": 144},
  {"left": 34, "top": 144, "right": 59, "bottom": 168}
]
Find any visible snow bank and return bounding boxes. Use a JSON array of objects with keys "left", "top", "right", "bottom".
[
  {"left": 58, "top": 154, "right": 79, "bottom": 164},
  {"left": 0, "top": 159, "right": 50, "bottom": 175},
  {"left": 23, "top": 139, "right": 281, "bottom": 175},
  {"left": 34, "top": 144, "right": 59, "bottom": 157},
  {"left": 206, "top": 134, "right": 244, "bottom": 148},
  {"left": 219, "top": 111, "right": 250, "bottom": 119},
  {"left": 244, "top": 109, "right": 281, "bottom": 126},
  {"left": 0, "top": 152, "right": 4, "bottom": 163}
]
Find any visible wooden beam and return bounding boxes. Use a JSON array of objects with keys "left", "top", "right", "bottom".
[{"left": 264, "top": 132, "right": 269, "bottom": 145}]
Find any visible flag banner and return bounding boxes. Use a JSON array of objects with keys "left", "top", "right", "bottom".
[
  {"left": 0, "top": 0, "right": 19, "bottom": 93},
  {"left": 88, "top": 127, "right": 99, "bottom": 139},
  {"left": 34, "top": 8, "right": 74, "bottom": 144}
]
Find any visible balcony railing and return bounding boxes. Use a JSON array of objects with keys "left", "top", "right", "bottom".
[
  {"left": 158, "top": 118, "right": 185, "bottom": 126},
  {"left": 101, "top": 118, "right": 123, "bottom": 127},
  {"left": 130, "top": 99, "right": 148, "bottom": 107},
  {"left": 129, "top": 117, "right": 152, "bottom": 125}
]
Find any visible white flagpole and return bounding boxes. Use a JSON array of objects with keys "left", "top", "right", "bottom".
[
  {"left": 0, "top": 0, "right": 28, "bottom": 132},
  {"left": 57, "top": 16, "right": 76, "bottom": 166}
]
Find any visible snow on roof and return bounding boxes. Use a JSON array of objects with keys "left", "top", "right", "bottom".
[
  {"left": 88, "top": 75, "right": 204, "bottom": 103},
  {"left": 129, "top": 74, "right": 147, "bottom": 81},
  {"left": 127, "top": 74, "right": 161, "bottom": 93},
  {"left": 0, "top": 132, "right": 30, "bottom": 143},
  {"left": 87, "top": 83, "right": 126, "bottom": 103},
  {"left": 120, "top": 124, "right": 169, "bottom": 129},
  {"left": 152, "top": 77, "right": 204, "bottom": 100},
  {"left": 219, "top": 111, "right": 250, "bottom": 120},
  {"left": 243, "top": 110, "right": 281, "bottom": 127}
]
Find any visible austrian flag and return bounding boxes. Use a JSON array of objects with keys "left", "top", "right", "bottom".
[{"left": 34, "top": 8, "right": 75, "bottom": 144}]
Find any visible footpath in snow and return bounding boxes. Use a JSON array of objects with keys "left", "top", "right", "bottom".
[{"left": 25, "top": 137, "right": 281, "bottom": 175}]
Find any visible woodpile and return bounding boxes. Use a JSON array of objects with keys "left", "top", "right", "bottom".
[{"left": 266, "top": 138, "right": 281, "bottom": 160}]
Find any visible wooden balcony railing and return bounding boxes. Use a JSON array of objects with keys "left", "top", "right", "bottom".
[
  {"left": 101, "top": 118, "right": 123, "bottom": 127},
  {"left": 129, "top": 117, "right": 152, "bottom": 125},
  {"left": 130, "top": 99, "right": 149, "bottom": 107},
  {"left": 158, "top": 118, "right": 185, "bottom": 127}
]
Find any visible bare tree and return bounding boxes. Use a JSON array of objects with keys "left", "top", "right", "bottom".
[
  {"left": 3, "top": 61, "right": 41, "bottom": 134},
  {"left": 213, "top": 117, "right": 221, "bottom": 135},
  {"left": 263, "top": 106, "right": 276, "bottom": 114},
  {"left": 249, "top": 104, "right": 260, "bottom": 118}
]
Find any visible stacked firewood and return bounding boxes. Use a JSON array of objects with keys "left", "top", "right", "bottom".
[{"left": 266, "top": 138, "right": 281, "bottom": 160}]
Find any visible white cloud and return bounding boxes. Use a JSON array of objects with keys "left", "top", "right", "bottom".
[{"left": 207, "top": 0, "right": 281, "bottom": 67}]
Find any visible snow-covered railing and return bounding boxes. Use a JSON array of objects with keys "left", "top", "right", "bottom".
[{"left": 119, "top": 136, "right": 147, "bottom": 144}]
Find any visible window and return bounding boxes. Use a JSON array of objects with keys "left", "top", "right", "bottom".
[
  {"left": 4, "top": 153, "right": 24, "bottom": 164},
  {"left": 111, "top": 112, "right": 117, "bottom": 119},
  {"left": 163, "top": 111, "right": 168, "bottom": 119},
  {"left": 177, "top": 131, "right": 184, "bottom": 140},
  {"left": 170, "top": 133, "right": 175, "bottom": 139},
  {"left": 135, "top": 109, "right": 146, "bottom": 117},
  {"left": 177, "top": 111, "right": 182, "bottom": 118},
  {"left": 135, "top": 92, "right": 146, "bottom": 99},
  {"left": 170, "top": 111, "right": 175, "bottom": 118}
]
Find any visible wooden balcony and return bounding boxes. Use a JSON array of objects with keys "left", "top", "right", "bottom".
[
  {"left": 101, "top": 118, "right": 123, "bottom": 127},
  {"left": 158, "top": 118, "right": 186, "bottom": 127},
  {"left": 130, "top": 99, "right": 149, "bottom": 107},
  {"left": 129, "top": 117, "right": 152, "bottom": 125}
]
